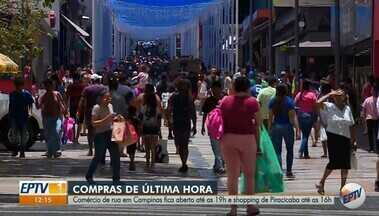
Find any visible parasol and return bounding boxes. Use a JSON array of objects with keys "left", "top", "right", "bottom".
[{"left": 0, "top": 53, "right": 19, "bottom": 73}]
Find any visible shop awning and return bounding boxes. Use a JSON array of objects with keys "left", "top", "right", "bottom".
[
  {"left": 274, "top": 32, "right": 331, "bottom": 48},
  {"left": 298, "top": 41, "right": 331, "bottom": 48},
  {"left": 274, "top": 0, "right": 335, "bottom": 7},
  {"left": 61, "top": 14, "right": 90, "bottom": 37},
  {"left": 272, "top": 36, "right": 294, "bottom": 47}
]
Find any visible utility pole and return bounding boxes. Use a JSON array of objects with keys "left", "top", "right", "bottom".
[
  {"left": 335, "top": 0, "right": 341, "bottom": 82},
  {"left": 235, "top": 0, "right": 239, "bottom": 74},
  {"left": 268, "top": 0, "right": 274, "bottom": 74},
  {"left": 249, "top": 0, "right": 253, "bottom": 66},
  {"left": 294, "top": 0, "right": 300, "bottom": 78},
  {"left": 92, "top": 0, "right": 96, "bottom": 73}
]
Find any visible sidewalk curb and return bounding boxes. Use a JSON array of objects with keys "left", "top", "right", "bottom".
[{"left": 0, "top": 194, "right": 18, "bottom": 203}]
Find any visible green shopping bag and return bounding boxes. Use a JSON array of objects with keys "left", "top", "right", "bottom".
[{"left": 239, "top": 126, "right": 284, "bottom": 193}]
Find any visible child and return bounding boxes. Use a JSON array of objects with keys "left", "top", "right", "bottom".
[
  {"left": 9, "top": 77, "right": 34, "bottom": 158},
  {"left": 201, "top": 81, "right": 225, "bottom": 174}
]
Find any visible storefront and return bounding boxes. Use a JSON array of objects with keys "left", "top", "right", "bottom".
[
  {"left": 374, "top": 0, "right": 379, "bottom": 78},
  {"left": 337, "top": 0, "right": 372, "bottom": 101}
]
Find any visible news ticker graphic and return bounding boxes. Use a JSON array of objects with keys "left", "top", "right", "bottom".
[
  {"left": 340, "top": 183, "right": 366, "bottom": 209},
  {"left": 18, "top": 180, "right": 365, "bottom": 209},
  {"left": 67, "top": 195, "right": 335, "bottom": 206},
  {"left": 19, "top": 180, "right": 217, "bottom": 205},
  {"left": 19, "top": 181, "right": 67, "bottom": 205}
]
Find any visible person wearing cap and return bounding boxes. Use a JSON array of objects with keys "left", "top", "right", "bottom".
[{"left": 316, "top": 89, "right": 356, "bottom": 195}]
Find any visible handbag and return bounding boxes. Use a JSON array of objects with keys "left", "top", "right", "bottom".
[
  {"left": 63, "top": 117, "right": 75, "bottom": 142},
  {"left": 206, "top": 107, "right": 224, "bottom": 140},
  {"left": 239, "top": 126, "right": 284, "bottom": 193}
]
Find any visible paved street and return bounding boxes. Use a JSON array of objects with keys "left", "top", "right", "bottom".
[{"left": 0, "top": 118, "right": 378, "bottom": 215}]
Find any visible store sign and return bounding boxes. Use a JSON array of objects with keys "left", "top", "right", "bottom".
[
  {"left": 339, "top": 0, "right": 372, "bottom": 47},
  {"left": 274, "top": 0, "right": 335, "bottom": 7}
]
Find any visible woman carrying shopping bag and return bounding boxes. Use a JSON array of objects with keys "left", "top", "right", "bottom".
[
  {"left": 219, "top": 77, "right": 260, "bottom": 216},
  {"left": 136, "top": 83, "right": 164, "bottom": 168},
  {"left": 86, "top": 90, "right": 120, "bottom": 184}
]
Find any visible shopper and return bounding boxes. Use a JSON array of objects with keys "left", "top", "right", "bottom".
[
  {"left": 162, "top": 85, "right": 175, "bottom": 140},
  {"left": 257, "top": 76, "right": 276, "bottom": 128},
  {"left": 295, "top": 80, "right": 317, "bottom": 159},
  {"left": 38, "top": 79, "right": 66, "bottom": 158},
  {"left": 268, "top": 84, "right": 299, "bottom": 178},
  {"left": 66, "top": 72, "right": 86, "bottom": 144},
  {"left": 9, "top": 77, "right": 34, "bottom": 158},
  {"left": 78, "top": 77, "right": 107, "bottom": 156},
  {"left": 223, "top": 72, "right": 233, "bottom": 95},
  {"left": 138, "top": 83, "right": 163, "bottom": 167},
  {"left": 168, "top": 78, "right": 195, "bottom": 173},
  {"left": 316, "top": 89, "right": 356, "bottom": 194},
  {"left": 86, "top": 90, "right": 120, "bottom": 184},
  {"left": 361, "top": 88, "right": 379, "bottom": 153},
  {"left": 201, "top": 80, "right": 225, "bottom": 174},
  {"left": 362, "top": 75, "right": 374, "bottom": 101},
  {"left": 250, "top": 76, "right": 262, "bottom": 98},
  {"left": 206, "top": 67, "right": 220, "bottom": 90},
  {"left": 219, "top": 76, "right": 260, "bottom": 216},
  {"left": 318, "top": 82, "right": 331, "bottom": 158}
]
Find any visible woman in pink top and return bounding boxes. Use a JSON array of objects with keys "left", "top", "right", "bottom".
[
  {"left": 295, "top": 80, "right": 317, "bottom": 159},
  {"left": 220, "top": 77, "right": 260, "bottom": 216}
]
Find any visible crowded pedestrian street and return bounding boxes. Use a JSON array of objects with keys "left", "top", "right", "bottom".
[{"left": 0, "top": 122, "right": 378, "bottom": 215}]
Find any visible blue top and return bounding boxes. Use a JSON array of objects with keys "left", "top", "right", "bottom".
[
  {"left": 268, "top": 96, "right": 295, "bottom": 125},
  {"left": 250, "top": 84, "right": 262, "bottom": 98},
  {"left": 9, "top": 90, "right": 34, "bottom": 127},
  {"left": 248, "top": 69, "right": 255, "bottom": 79}
]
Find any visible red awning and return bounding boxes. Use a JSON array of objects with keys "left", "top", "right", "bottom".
[{"left": 251, "top": 9, "right": 273, "bottom": 27}]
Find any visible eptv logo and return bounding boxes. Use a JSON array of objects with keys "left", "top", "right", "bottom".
[
  {"left": 19, "top": 181, "right": 67, "bottom": 205},
  {"left": 340, "top": 183, "right": 366, "bottom": 209},
  {"left": 19, "top": 181, "right": 67, "bottom": 195}
]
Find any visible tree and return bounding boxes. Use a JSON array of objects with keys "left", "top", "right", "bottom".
[{"left": 0, "top": 0, "right": 55, "bottom": 67}]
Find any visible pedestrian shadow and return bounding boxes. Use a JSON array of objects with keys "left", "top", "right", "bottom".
[{"left": 0, "top": 156, "right": 216, "bottom": 180}]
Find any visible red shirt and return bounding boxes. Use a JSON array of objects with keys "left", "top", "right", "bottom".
[
  {"left": 295, "top": 90, "right": 317, "bottom": 113},
  {"left": 67, "top": 83, "right": 86, "bottom": 108},
  {"left": 220, "top": 95, "right": 260, "bottom": 135},
  {"left": 362, "top": 83, "right": 373, "bottom": 100}
]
